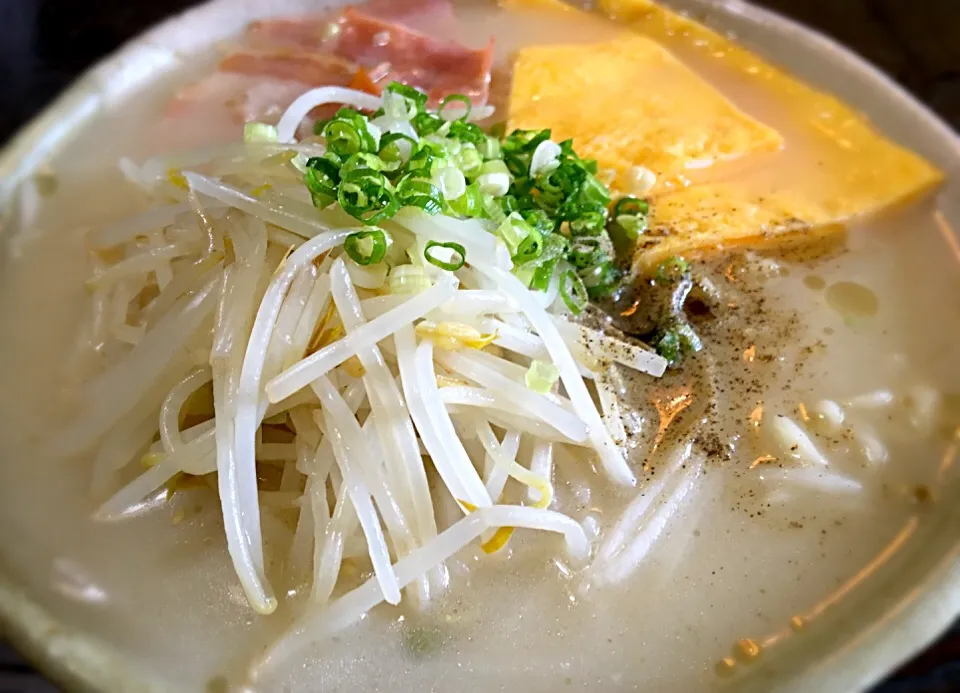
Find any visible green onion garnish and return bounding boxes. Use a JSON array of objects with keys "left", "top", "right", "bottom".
[
  {"left": 378, "top": 132, "right": 416, "bottom": 168},
  {"left": 568, "top": 238, "right": 604, "bottom": 270},
  {"left": 304, "top": 156, "right": 340, "bottom": 209},
  {"left": 579, "top": 261, "right": 622, "bottom": 299},
  {"left": 525, "top": 360, "right": 560, "bottom": 394},
  {"left": 397, "top": 175, "right": 444, "bottom": 215},
  {"left": 337, "top": 168, "right": 398, "bottom": 224},
  {"left": 454, "top": 143, "right": 483, "bottom": 179},
  {"left": 298, "top": 82, "right": 636, "bottom": 309},
  {"left": 344, "top": 228, "right": 388, "bottom": 266},
  {"left": 513, "top": 229, "right": 544, "bottom": 264},
  {"left": 322, "top": 108, "right": 377, "bottom": 157},
  {"left": 656, "top": 256, "right": 690, "bottom": 282},
  {"left": 424, "top": 241, "right": 466, "bottom": 271},
  {"left": 654, "top": 330, "right": 681, "bottom": 364},
  {"left": 613, "top": 196, "right": 649, "bottom": 217},
  {"left": 479, "top": 135, "right": 501, "bottom": 161},
  {"left": 560, "top": 270, "right": 588, "bottom": 315},
  {"left": 447, "top": 120, "right": 486, "bottom": 147},
  {"left": 495, "top": 213, "right": 535, "bottom": 257},
  {"left": 655, "top": 320, "right": 703, "bottom": 366},
  {"left": 438, "top": 93, "right": 472, "bottom": 122},
  {"left": 412, "top": 112, "right": 444, "bottom": 137},
  {"left": 449, "top": 182, "right": 486, "bottom": 218},
  {"left": 614, "top": 214, "right": 648, "bottom": 240},
  {"left": 385, "top": 82, "right": 428, "bottom": 113},
  {"left": 529, "top": 257, "right": 560, "bottom": 292}
]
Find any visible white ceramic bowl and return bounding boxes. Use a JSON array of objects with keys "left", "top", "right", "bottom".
[{"left": 0, "top": 1, "right": 957, "bottom": 691}]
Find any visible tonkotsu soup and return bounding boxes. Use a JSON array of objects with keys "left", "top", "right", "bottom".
[{"left": 0, "top": 0, "right": 957, "bottom": 691}]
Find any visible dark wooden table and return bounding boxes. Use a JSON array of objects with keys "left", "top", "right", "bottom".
[{"left": 0, "top": 1, "right": 957, "bottom": 691}]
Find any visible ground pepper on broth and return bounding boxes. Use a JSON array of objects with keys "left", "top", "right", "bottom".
[{"left": 0, "top": 0, "right": 956, "bottom": 691}]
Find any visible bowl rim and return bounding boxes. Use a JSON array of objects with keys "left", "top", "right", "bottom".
[{"left": 0, "top": 1, "right": 958, "bottom": 692}]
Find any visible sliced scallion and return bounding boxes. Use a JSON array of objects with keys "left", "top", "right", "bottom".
[
  {"left": 438, "top": 93, "right": 472, "bottom": 122},
  {"left": 344, "top": 228, "right": 389, "bottom": 266},
  {"left": 424, "top": 241, "right": 466, "bottom": 271},
  {"left": 560, "top": 269, "right": 588, "bottom": 315},
  {"left": 304, "top": 156, "right": 340, "bottom": 208},
  {"left": 396, "top": 175, "right": 445, "bottom": 216},
  {"left": 338, "top": 168, "right": 398, "bottom": 224},
  {"left": 525, "top": 360, "right": 560, "bottom": 394},
  {"left": 613, "top": 196, "right": 650, "bottom": 217}
]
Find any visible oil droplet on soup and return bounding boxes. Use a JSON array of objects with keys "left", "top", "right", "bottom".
[{"left": 825, "top": 281, "right": 880, "bottom": 319}]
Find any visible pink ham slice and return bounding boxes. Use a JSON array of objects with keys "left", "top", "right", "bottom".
[
  {"left": 333, "top": 7, "right": 493, "bottom": 104},
  {"left": 219, "top": 49, "right": 357, "bottom": 87},
  {"left": 162, "top": 0, "right": 493, "bottom": 145},
  {"left": 247, "top": 0, "right": 459, "bottom": 52},
  {"left": 245, "top": 0, "right": 492, "bottom": 104}
]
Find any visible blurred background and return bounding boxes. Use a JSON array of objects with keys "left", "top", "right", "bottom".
[{"left": 0, "top": 0, "right": 957, "bottom": 691}]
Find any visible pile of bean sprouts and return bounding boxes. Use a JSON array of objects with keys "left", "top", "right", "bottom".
[{"left": 50, "top": 86, "right": 678, "bottom": 674}]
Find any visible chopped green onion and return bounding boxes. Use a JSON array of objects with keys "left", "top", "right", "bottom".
[
  {"left": 483, "top": 195, "right": 507, "bottom": 224},
  {"left": 613, "top": 196, "right": 649, "bottom": 217},
  {"left": 322, "top": 109, "right": 378, "bottom": 157},
  {"left": 513, "top": 229, "right": 544, "bottom": 264},
  {"left": 304, "top": 156, "right": 340, "bottom": 208},
  {"left": 338, "top": 168, "right": 398, "bottom": 224},
  {"left": 479, "top": 135, "right": 501, "bottom": 161},
  {"left": 424, "top": 241, "right": 466, "bottom": 271},
  {"left": 396, "top": 175, "right": 444, "bottom": 215},
  {"left": 529, "top": 257, "right": 560, "bottom": 292},
  {"left": 454, "top": 143, "right": 484, "bottom": 179},
  {"left": 344, "top": 228, "right": 388, "bottom": 266},
  {"left": 655, "top": 256, "right": 690, "bottom": 282},
  {"left": 448, "top": 120, "right": 486, "bottom": 147},
  {"left": 295, "top": 80, "right": 634, "bottom": 308},
  {"left": 406, "top": 141, "right": 448, "bottom": 178},
  {"left": 499, "top": 194, "right": 520, "bottom": 216},
  {"left": 577, "top": 171, "right": 611, "bottom": 207},
  {"left": 378, "top": 132, "right": 417, "bottom": 168},
  {"left": 568, "top": 204, "right": 608, "bottom": 237},
  {"left": 519, "top": 208, "right": 555, "bottom": 235},
  {"left": 560, "top": 269, "right": 588, "bottom": 314},
  {"left": 432, "top": 166, "right": 467, "bottom": 201},
  {"left": 340, "top": 152, "right": 388, "bottom": 175},
  {"left": 654, "top": 330, "right": 681, "bottom": 364},
  {"left": 525, "top": 360, "right": 560, "bottom": 394},
  {"left": 495, "top": 213, "right": 535, "bottom": 256},
  {"left": 449, "top": 182, "right": 487, "bottom": 218},
  {"left": 614, "top": 213, "right": 648, "bottom": 240},
  {"left": 477, "top": 160, "right": 511, "bottom": 197},
  {"left": 568, "top": 238, "right": 604, "bottom": 270},
  {"left": 385, "top": 82, "right": 428, "bottom": 114},
  {"left": 529, "top": 140, "right": 562, "bottom": 177},
  {"left": 438, "top": 93, "right": 472, "bottom": 122},
  {"left": 412, "top": 112, "right": 444, "bottom": 137},
  {"left": 655, "top": 320, "right": 702, "bottom": 366},
  {"left": 579, "top": 261, "right": 622, "bottom": 299},
  {"left": 243, "top": 122, "right": 278, "bottom": 143}
]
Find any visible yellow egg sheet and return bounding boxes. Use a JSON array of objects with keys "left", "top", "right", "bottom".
[
  {"left": 504, "top": 0, "right": 943, "bottom": 273},
  {"left": 508, "top": 36, "right": 784, "bottom": 191}
]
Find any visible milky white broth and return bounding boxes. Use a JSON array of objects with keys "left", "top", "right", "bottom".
[{"left": 0, "top": 1, "right": 958, "bottom": 692}]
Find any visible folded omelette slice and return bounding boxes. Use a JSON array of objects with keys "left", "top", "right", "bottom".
[
  {"left": 508, "top": 35, "right": 784, "bottom": 192},
  {"left": 505, "top": 0, "right": 943, "bottom": 273}
]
